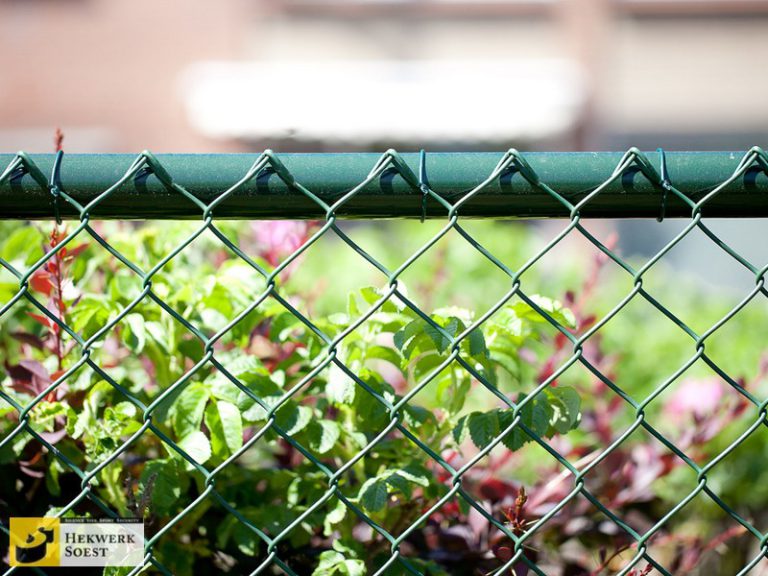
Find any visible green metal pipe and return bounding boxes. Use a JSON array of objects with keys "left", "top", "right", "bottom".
[{"left": 0, "top": 151, "right": 766, "bottom": 220}]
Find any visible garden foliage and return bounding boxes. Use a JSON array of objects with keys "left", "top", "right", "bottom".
[{"left": 1, "top": 219, "right": 767, "bottom": 575}]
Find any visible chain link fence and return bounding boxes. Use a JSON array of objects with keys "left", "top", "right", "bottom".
[{"left": 1, "top": 147, "right": 768, "bottom": 575}]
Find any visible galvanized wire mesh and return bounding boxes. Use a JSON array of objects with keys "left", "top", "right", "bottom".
[{"left": 1, "top": 147, "right": 768, "bottom": 575}]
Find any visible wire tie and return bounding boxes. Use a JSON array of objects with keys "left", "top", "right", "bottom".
[
  {"left": 656, "top": 147, "right": 670, "bottom": 222},
  {"left": 418, "top": 149, "right": 429, "bottom": 223},
  {"left": 50, "top": 150, "right": 64, "bottom": 225}
]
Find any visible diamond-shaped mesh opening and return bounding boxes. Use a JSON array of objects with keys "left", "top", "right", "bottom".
[
  {"left": 697, "top": 295, "right": 768, "bottom": 380},
  {"left": 3, "top": 148, "right": 768, "bottom": 575},
  {"left": 590, "top": 294, "right": 700, "bottom": 399},
  {"left": 696, "top": 218, "right": 768, "bottom": 273},
  {"left": 636, "top": 228, "right": 760, "bottom": 332},
  {"left": 645, "top": 366, "right": 758, "bottom": 463},
  {"left": 279, "top": 233, "right": 397, "bottom": 324},
  {"left": 396, "top": 226, "right": 514, "bottom": 313},
  {"left": 697, "top": 421, "right": 768, "bottom": 516},
  {"left": 517, "top": 220, "right": 625, "bottom": 292},
  {"left": 638, "top": 490, "right": 762, "bottom": 575}
]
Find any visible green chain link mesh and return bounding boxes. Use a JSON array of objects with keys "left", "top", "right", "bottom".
[{"left": 1, "top": 147, "right": 768, "bottom": 576}]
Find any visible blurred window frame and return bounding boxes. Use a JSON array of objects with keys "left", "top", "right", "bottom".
[
  {"left": 268, "top": 0, "right": 768, "bottom": 17},
  {"left": 264, "top": 0, "right": 557, "bottom": 17},
  {"left": 617, "top": 0, "right": 768, "bottom": 16}
]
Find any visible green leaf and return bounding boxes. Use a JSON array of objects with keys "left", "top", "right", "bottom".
[
  {"left": 240, "top": 394, "right": 281, "bottom": 422},
  {"left": 403, "top": 404, "right": 438, "bottom": 433},
  {"left": 498, "top": 395, "right": 554, "bottom": 451},
  {"left": 488, "top": 346, "right": 520, "bottom": 378},
  {"left": 347, "top": 292, "right": 360, "bottom": 317},
  {"left": 531, "top": 397, "right": 553, "bottom": 437},
  {"left": 273, "top": 313, "right": 307, "bottom": 342},
  {"left": 177, "top": 338, "right": 204, "bottom": 363},
  {"left": 467, "top": 327, "right": 487, "bottom": 357},
  {"left": 204, "top": 402, "right": 225, "bottom": 458},
  {"left": 70, "top": 295, "right": 113, "bottom": 334},
  {"left": 393, "top": 319, "right": 423, "bottom": 353},
  {"left": 110, "top": 275, "right": 139, "bottom": 301},
  {"left": 123, "top": 313, "right": 146, "bottom": 353},
  {"left": 111, "top": 401, "right": 137, "bottom": 420},
  {"left": 308, "top": 420, "right": 340, "bottom": 454},
  {"left": 217, "top": 400, "right": 243, "bottom": 453},
  {"left": 139, "top": 459, "right": 182, "bottom": 515},
  {"left": 442, "top": 372, "right": 471, "bottom": 415},
  {"left": 278, "top": 404, "right": 313, "bottom": 436},
  {"left": 359, "top": 477, "right": 388, "bottom": 512},
  {"left": 468, "top": 411, "right": 499, "bottom": 449},
  {"left": 99, "top": 464, "right": 129, "bottom": 517},
  {"left": 364, "top": 345, "right": 402, "bottom": 368},
  {"left": 412, "top": 352, "right": 445, "bottom": 383},
  {"left": 332, "top": 539, "right": 364, "bottom": 558},
  {"left": 314, "top": 550, "right": 364, "bottom": 576},
  {"left": 315, "top": 551, "right": 345, "bottom": 575},
  {"left": 323, "top": 499, "right": 348, "bottom": 536},
  {"left": 453, "top": 414, "right": 470, "bottom": 445},
  {"left": 546, "top": 386, "right": 581, "bottom": 434},
  {"left": 232, "top": 521, "right": 260, "bottom": 556},
  {"left": 368, "top": 311, "right": 409, "bottom": 330},
  {"left": 381, "top": 462, "right": 432, "bottom": 500},
  {"left": 384, "top": 472, "right": 412, "bottom": 499},
  {"left": 359, "top": 286, "right": 382, "bottom": 305},
  {"left": 491, "top": 309, "right": 526, "bottom": 339},
  {"left": 144, "top": 321, "right": 170, "bottom": 353},
  {"left": 341, "top": 560, "right": 365, "bottom": 575},
  {"left": 30, "top": 401, "right": 69, "bottom": 433},
  {"left": 1, "top": 226, "right": 44, "bottom": 265},
  {"left": 424, "top": 322, "right": 452, "bottom": 354},
  {"left": 205, "top": 400, "right": 243, "bottom": 458},
  {"left": 350, "top": 374, "right": 393, "bottom": 432},
  {"left": 200, "top": 308, "right": 229, "bottom": 332},
  {"left": 395, "top": 463, "right": 431, "bottom": 487},
  {"left": 511, "top": 296, "right": 576, "bottom": 329},
  {"left": 326, "top": 365, "right": 356, "bottom": 405},
  {"left": 46, "top": 457, "right": 64, "bottom": 496},
  {"left": 175, "top": 430, "right": 211, "bottom": 465},
  {"left": 103, "top": 567, "right": 134, "bottom": 576},
  {"left": 498, "top": 409, "right": 526, "bottom": 451},
  {"left": 172, "top": 383, "right": 210, "bottom": 439}
]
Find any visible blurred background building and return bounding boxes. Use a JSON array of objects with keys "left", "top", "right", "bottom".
[
  {"left": 0, "top": 0, "right": 766, "bottom": 153},
  {"left": 0, "top": 0, "right": 766, "bottom": 291}
]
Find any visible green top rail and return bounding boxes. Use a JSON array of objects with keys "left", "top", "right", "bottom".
[{"left": 1, "top": 149, "right": 767, "bottom": 220}]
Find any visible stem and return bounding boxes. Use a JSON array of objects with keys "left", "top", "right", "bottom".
[{"left": 51, "top": 225, "right": 66, "bottom": 371}]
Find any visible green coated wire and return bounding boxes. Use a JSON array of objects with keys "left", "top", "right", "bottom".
[{"left": 1, "top": 147, "right": 767, "bottom": 576}]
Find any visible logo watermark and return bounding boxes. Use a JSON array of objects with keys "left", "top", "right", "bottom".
[{"left": 10, "top": 517, "right": 144, "bottom": 567}]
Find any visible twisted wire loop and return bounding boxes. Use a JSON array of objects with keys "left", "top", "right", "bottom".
[{"left": 1, "top": 146, "right": 768, "bottom": 575}]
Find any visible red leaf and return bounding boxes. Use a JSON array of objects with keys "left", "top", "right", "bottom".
[
  {"left": 50, "top": 227, "right": 67, "bottom": 246},
  {"left": 30, "top": 270, "right": 53, "bottom": 295},
  {"left": 5, "top": 359, "right": 52, "bottom": 396},
  {"left": 537, "top": 358, "right": 555, "bottom": 383},
  {"left": 11, "top": 332, "right": 45, "bottom": 349},
  {"left": 493, "top": 545, "right": 514, "bottom": 562},
  {"left": 18, "top": 360, "right": 51, "bottom": 381},
  {"left": 480, "top": 478, "right": 518, "bottom": 502},
  {"left": 63, "top": 243, "right": 88, "bottom": 260},
  {"left": 27, "top": 312, "right": 53, "bottom": 329},
  {"left": 440, "top": 501, "right": 459, "bottom": 518}
]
